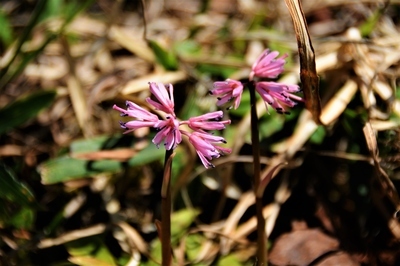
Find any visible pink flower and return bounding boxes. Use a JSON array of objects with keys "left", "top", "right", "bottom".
[
  {"left": 153, "top": 116, "right": 182, "bottom": 150},
  {"left": 210, "top": 79, "right": 244, "bottom": 110},
  {"left": 250, "top": 49, "right": 288, "bottom": 80},
  {"left": 186, "top": 131, "right": 232, "bottom": 169},
  {"left": 183, "top": 111, "right": 231, "bottom": 131},
  {"left": 115, "top": 82, "right": 231, "bottom": 167},
  {"left": 147, "top": 82, "right": 175, "bottom": 116},
  {"left": 113, "top": 101, "right": 181, "bottom": 150},
  {"left": 255, "top": 82, "right": 303, "bottom": 114},
  {"left": 113, "top": 101, "right": 159, "bottom": 134}
]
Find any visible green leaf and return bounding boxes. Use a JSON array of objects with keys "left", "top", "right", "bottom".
[
  {"left": 185, "top": 233, "right": 207, "bottom": 262},
  {"left": 0, "top": 0, "right": 95, "bottom": 90},
  {"left": 174, "top": 40, "right": 201, "bottom": 57},
  {"left": 128, "top": 143, "right": 165, "bottom": 167},
  {"left": 171, "top": 209, "right": 200, "bottom": 244},
  {"left": 359, "top": 8, "right": 383, "bottom": 37},
  {"left": 66, "top": 236, "right": 117, "bottom": 266},
  {"left": 38, "top": 156, "right": 122, "bottom": 184},
  {"left": 0, "top": 164, "right": 37, "bottom": 229},
  {"left": 196, "top": 63, "right": 237, "bottom": 79},
  {"left": 148, "top": 239, "right": 162, "bottom": 266},
  {"left": 40, "top": 136, "right": 165, "bottom": 184},
  {"left": 148, "top": 40, "right": 179, "bottom": 70},
  {"left": 309, "top": 125, "right": 326, "bottom": 144},
  {"left": 0, "top": 90, "right": 57, "bottom": 134},
  {"left": 0, "top": 10, "right": 13, "bottom": 46},
  {"left": 0, "top": 164, "right": 36, "bottom": 207},
  {"left": 70, "top": 135, "right": 121, "bottom": 154},
  {"left": 0, "top": 0, "right": 47, "bottom": 81},
  {"left": 259, "top": 113, "right": 285, "bottom": 139},
  {"left": 8, "top": 207, "right": 35, "bottom": 229},
  {"left": 217, "top": 254, "right": 242, "bottom": 266},
  {"left": 41, "top": 135, "right": 124, "bottom": 183}
]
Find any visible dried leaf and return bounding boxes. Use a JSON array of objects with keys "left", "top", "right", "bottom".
[
  {"left": 269, "top": 228, "right": 339, "bottom": 265},
  {"left": 284, "top": 0, "right": 321, "bottom": 123}
]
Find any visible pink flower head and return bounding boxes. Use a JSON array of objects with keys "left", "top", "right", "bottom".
[
  {"left": 255, "top": 81, "right": 303, "bottom": 114},
  {"left": 250, "top": 49, "right": 288, "bottom": 80},
  {"left": 187, "top": 131, "right": 232, "bottom": 169},
  {"left": 147, "top": 82, "right": 175, "bottom": 116},
  {"left": 184, "top": 111, "right": 231, "bottom": 132},
  {"left": 210, "top": 79, "right": 244, "bottom": 109},
  {"left": 153, "top": 116, "right": 182, "bottom": 150},
  {"left": 113, "top": 101, "right": 160, "bottom": 134},
  {"left": 115, "top": 82, "right": 231, "bottom": 166}
]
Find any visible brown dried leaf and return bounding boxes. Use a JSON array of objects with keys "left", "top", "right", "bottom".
[
  {"left": 285, "top": 0, "right": 321, "bottom": 123},
  {"left": 269, "top": 228, "right": 339, "bottom": 266}
]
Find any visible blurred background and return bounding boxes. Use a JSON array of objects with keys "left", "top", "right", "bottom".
[{"left": 1, "top": 0, "right": 400, "bottom": 265}]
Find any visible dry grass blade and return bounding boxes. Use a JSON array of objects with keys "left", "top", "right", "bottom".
[
  {"left": 108, "top": 26, "right": 155, "bottom": 63},
  {"left": 121, "top": 71, "right": 187, "bottom": 95},
  {"left": 38, "top": 224, "right": 106, "bottom": 249},
  {"left": 221, "top": 192, "right": 255, "bottom": 254},
  {"left": 68, "top": 256, "right": 115, "bottom": 266},
  {"left": 320, "top": 79, "right": 358, "bottom": 125},
  {"left": 73, "top": 148, "right": 136, "bottom": 161},
  {"left": 61, "top": 37, "right": 93, "bottom": 137},
  {"left": 363, "top": 122, "right": 400, "bottom": 238},
  {"left": 284, "top": 0, "right": 321, "bottom": 123},
  {"left": 117, "top": 222, "right": 149, "bottom": 255}
]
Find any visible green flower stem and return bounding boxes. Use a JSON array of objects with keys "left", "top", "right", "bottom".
[
  {"left": 249, "top": 81, "right": 267, "bottom": 265},
  {"left": 161, "top": 149, "right": 174, "bottom": 266}
]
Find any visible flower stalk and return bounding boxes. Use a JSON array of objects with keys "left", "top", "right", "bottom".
[
  {"left": 210, "top": 49, "right": 303, "bottom": 265},
  {"left": 249, "top": 81, "right": 266, "bottom": 266},
  {"left": 161, "top": 149, "right": 174, "bottom": 266}
]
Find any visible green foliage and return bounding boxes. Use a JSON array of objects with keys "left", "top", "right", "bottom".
[
  {"left": 127, "top": 142, "right": 165, "bottom": 166},
  {"left": 148, "top": 40, "right": 179, "bottom": 71},
  {"left": 359, "top": 8, "right": 384, "bottom": 37},
  {"left": 310, "top": 125, "right": 326, "bottom": 144},
  {"left": 147, "top": 209, "right": 201, "bottom": 265},
  {"left": 0, "top": 90, "right": 57, "bottom": 134},
  {"left": 65, "top": 236, "right": 117, "bottom": 266},
  {"left": 38, "top": 156, "right": 122, "bottom": 184},
  {"left": 259, "top": 113, "right": 285, "bottom": 139},
  {"left": 0, "top": 164, "right": 37, "bottom": 229},
  {"left": 174, "top": 39, "right": 202, "bottom": 57},
  {"left": 0, "top": 0, "right": 95, "bottom": 90},
  {"left": 196, "top": 63, "right": 237, "bottom": 79},
  {"left": 39, "top": 136, "right": 165, "bottom": 184},
  {"left": 171, "top": 208, "right": 200, "bottom": 244},
  {"left": 0, "top": 9, "right": 13, "bottom": 47},
  {"left": 217, "top": 254, "right": 243, "bottom": 266}
]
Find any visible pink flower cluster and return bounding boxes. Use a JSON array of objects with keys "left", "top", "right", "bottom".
[
  {"left": 113, "top": 82, "right": 231, "bottom": 168},
  {"left": 210, "top": 49, "right": 303, "bottom": 114}
]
